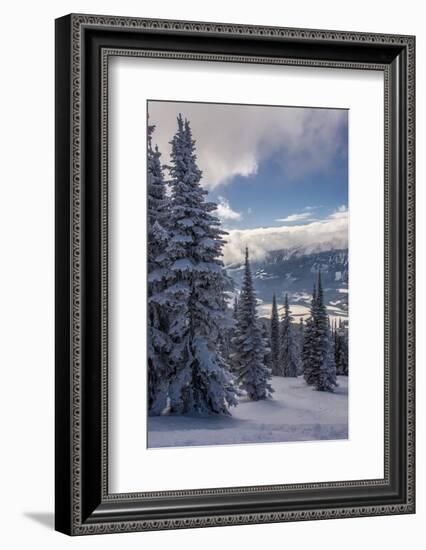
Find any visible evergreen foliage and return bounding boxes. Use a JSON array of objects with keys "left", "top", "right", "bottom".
[
  {"left": 302, "top": 273, "right": 338, "bottom": 392},
  {"left": 302, "top": 285, "right": 318, "bottom": 385},
  {"left": 147, "top": 124, "right": 171, "bottom": 415},
  {"left": 233, "top": 295, "right": 239, "bottom": 319},
  {"left": 231, "top": 248, "right": 273, "bottom": 400},
  {"left": 270, "top": 293, "right": 281, "bottom": 375},
  {"left": 261, "top": 321, "right": 272, "bottom": 369},
  {"left": 164, "top": 114, "right": 239, "bottom": 415},
  {"left": 313, "top": 272, "right": 337, "bottom": 392},
  {"left": 335, "top": 319, "right": 349, "bottom": 375},
  {"left": 297, "top": 317, "right": 304, "bottom": 375},
  {"left": 218, "top": 301, "right": 233, "bottom": 366},
  {"left": 280, "top": 294, "right": 299, "bottom": 377}
]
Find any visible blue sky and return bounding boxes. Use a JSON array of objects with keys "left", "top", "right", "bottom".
[
  {"left": 148, "top": 100, "right": 348, "bottom": 264},
  {"left": 208, "top": 139, "right": 348, "bottom": 231}
]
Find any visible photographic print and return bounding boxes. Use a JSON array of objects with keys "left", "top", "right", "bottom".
[
  {"left": 147, "top": 100, "right": 348, "bottom": 448},
  {"left": 55, "top": 17, "right": 415, "bottom": 533}
]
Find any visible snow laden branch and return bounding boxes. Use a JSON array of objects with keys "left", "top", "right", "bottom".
[
  {"left": 302, "top": 271, "right": 338, "bottom": 392},
  {"left": 279, "top": 293, "right": 299, "bottom": 377},
  {"left": 147, "top": 123, "right": 172, "bottom": 415},
  {"left": 231, "top": 248, "right": 273, "bottom": 400},
  {"left": 149, "top": 115, "right": 239, "bottom": 416}
]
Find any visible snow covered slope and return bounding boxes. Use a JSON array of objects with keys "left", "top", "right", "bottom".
[{"left": 147, "top": 376, "right": 348, "bottom": 448}]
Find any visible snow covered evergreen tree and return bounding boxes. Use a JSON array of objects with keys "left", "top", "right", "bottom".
[
  {"left": 218, "top": 300, "right": 234, "bottom": 366},
  {"left": 261, "top": 321, "right": 272, "bottom": 369},
  {"left": 314, "top": 272, "right": 337, "bottom": 392},
  {"left": 226, "top": 294, "right": 239, "bottom": 358},
  {"left": 341, "top": 332, "right": 349, "bottom": 376},
  {"left": 334, "top": 333, "right": 342, "bottom": 375},
  {"left": 302, "top": 274, "right": 337, "bottom": 391},
  {"left": 333, "top": 320, "right": 340, "bottom": 374},
  {"left": 231, "top": 248, "right": 273, "bottom": 400},
  {"left": 147, "top": 123, "right": 171, "bottom": 415},
  {"left": 279, "top": 294, "right": 299, "bottom": 377},
  {"left": 270, "top": 293, "right": 281, "bottom": 375},
  {"left": 302, "top": 285, "right": 317, "bottom": 385},
  {"left": 233, "top": 295, "right": 239, "bottom": 321},
  {"left": 164, "top": 114, "right": 239, "bottom": 415},
  {"left": 335, "top": 320, "right": 349, "bottom": 375},
  {"left": 297, "top": 317, "right": 304, "bottom": 375},
  {"left": 328, "top": 317, "right": 335, "bottom": 375}
]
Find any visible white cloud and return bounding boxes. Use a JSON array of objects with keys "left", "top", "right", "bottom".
[
  {"left": 328, "top": 204, "right": 348, "bottom": 219},
  {"left": 275, "top": 212, "right": 316, "bottom": 223},
  {"left": 222, "top": 206, "right": 348, "bottom": 265},
  {"left": 215, "top": 196, "right": 242, "bottom": 221},
  {"left": 148, "top": 102, "right": 347, "bottom": 189}
]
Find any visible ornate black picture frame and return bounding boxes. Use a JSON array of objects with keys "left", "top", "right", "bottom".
[{"left": 55, "top": 13, "right": 415, "bottom": 535}]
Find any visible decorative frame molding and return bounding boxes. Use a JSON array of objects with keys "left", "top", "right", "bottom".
[{"left": 55, "top": 14, "right": 415, "bottom": 535}]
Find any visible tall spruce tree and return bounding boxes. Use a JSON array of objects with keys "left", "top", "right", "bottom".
[
  {"left": 335, "top": 320, "right": 349, "bottom": 375},
  {"left": 147, "top": 124, "right": 171, "bottom": 415},
  {"left": 297, "top": 317, "right": 304, "bottom": 375},
  {"left": 229, "top": 294, "right": 240, "bottom": 371},
  {"left": 164, "top": 115, "right": 239, "bottom": 415},
  {"left": 231, "top": 248, "right": 273, "bottom": 400},
  {"left": 314, "top": 272, "right": 337, "bottom": 392},
  {"left": 302, "top": 285, "right": 317, "bottom": 385},
  {"left": 270, "top": 293, "right": 281, "bottom": 375},
  {"left": 280, "top": 294, "right": 299, "bottom": 377},
  {"left": 342, "top": 320, "right": 349, "bottom": 375},
  {"left": 233, "top": 295, "right": 239, "bottom": 321},
  {"left": 333, "top": 320, "right": 338, "bottom": 367},
  {"left": 334, "top": 320, "right": 341, "bottom": 374},
  {"left": 341, "top": 330, "right": 349, "bottom": 376},
  {"left": 328, "top": 317, "right": 335, "bottom": 375},
  {"left": 261, "top": 322, "right": 272, "bottom": 369},
  {"left": 218, "top": 297, "right": 234, "bottom": 366}
]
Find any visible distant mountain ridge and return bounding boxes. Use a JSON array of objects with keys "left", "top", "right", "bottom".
[{"left": 226, "top": 245, "right": 349, "bottom": 317}]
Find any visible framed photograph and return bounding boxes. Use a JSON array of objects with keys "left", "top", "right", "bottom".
[{"left": 55, "top": 14, "right": 415, "bottom": 535}]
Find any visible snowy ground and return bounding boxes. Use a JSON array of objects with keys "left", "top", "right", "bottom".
[
  {"left": 148, "top": 376, "right": 348, "bottom": 448},
  {"left": 257, "top": 301, "right": 348, "bottom": 323}
]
